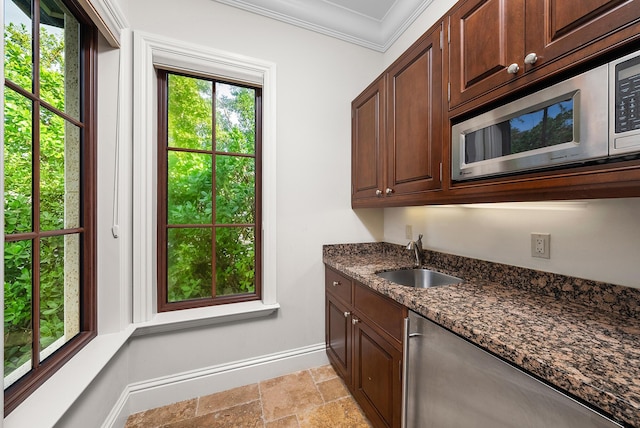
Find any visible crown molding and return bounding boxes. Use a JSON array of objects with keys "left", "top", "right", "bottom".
[
  {"left": 78, "top": 0, "right": 129, "bottom": 47},
  {"left": 214, "top": 0, "right": 433, "bottom": 52}
]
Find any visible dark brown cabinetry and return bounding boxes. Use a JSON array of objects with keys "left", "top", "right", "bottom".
[
  {"left": 352, "top": 77, "right": 385, "bottom": 202},
  {"left": 350, "top": 0, "right": 640, "bottom": 205},
  {"left": 448, "top": 0, "right": 525, "bottom": 108},
  {"left": 325, "top": 266, "right": 406, "bottom": 428},
  {"left": 352, "top": 25, "right": 443, "bottom": 208},
  {"left": 449, "top": 0, "right": 640, "bottom": 110}
]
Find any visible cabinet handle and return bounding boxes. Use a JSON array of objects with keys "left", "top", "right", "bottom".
[
  {"left": 385, "top": 187, "right": 393, "bottom": 195},
  {"left": 344, "top": 311, "right": 350, "bottom": 318},
  {"left": 507, "top": 63, "right": 520, "bottom": 74},
  {"left": 524, "top": 52, "right": 538, "bottom": 65},
  {"left": 332, "top": 281, "right": 340, "bottom": 287},
  {"left": 352, "top": 317, "right": 359, "bottom": 325},
  {"left": 375, "top": 189, "right": 383, "bottom": 196}
]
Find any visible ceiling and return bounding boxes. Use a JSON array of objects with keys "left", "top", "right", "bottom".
[{"left": 213, "top": 0, "right": 434, "bottom": 52}]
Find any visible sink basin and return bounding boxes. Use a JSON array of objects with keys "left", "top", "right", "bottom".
[{"left": 376, "top": 269, "right": 463, "bottom": 288}]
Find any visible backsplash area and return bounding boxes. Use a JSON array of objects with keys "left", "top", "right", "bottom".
[
  {"left": 323, "top": 242, "right": 640, "bottom": 319},
  {"left": 382, "top": 199, "right": 640, "bottom": 289}
]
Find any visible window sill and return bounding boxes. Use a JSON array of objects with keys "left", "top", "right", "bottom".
[
  {"left": 4, "top": 328, "right": 135, "bottom": 428},
  {"left": 5, "top": 300, "right": 279, "bottom": 427},
  {"left": 132, "top": 300, "right": 280, "bottom": 336}
]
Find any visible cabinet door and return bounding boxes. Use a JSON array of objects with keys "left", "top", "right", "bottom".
[
  {"left": 449, "top": 0, "right": 525, "bottom": 108},
  {"left": 386, "top": 26, "right": 443, "bottom": 197},
  {"left": 353, "top": 318, "right": 402, "bottom": 428},
  {"left": 352, "top": 77, "right": 385, "bottom": 202},
  {"left": 325, "top": 293, "right": 352, "bottom": 384},
  {"left": 525, "top": 0, "right": 640, "bottom": 70}
]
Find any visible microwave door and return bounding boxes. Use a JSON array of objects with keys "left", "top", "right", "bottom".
[{"left": 465, "top": 123, "right": 510, "bottom": 164}]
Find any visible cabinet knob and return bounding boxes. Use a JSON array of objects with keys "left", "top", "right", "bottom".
[
  {"left": 332, "top": 281, "right": 340, "bottom": 287},
  {"left": 344, "top": 311, "right": 350, "bottom": 318},
  {"left": 375, "top": 189, "right": 383, "bottom": 196},
  {"left": 524, "top": 52, "right": 538, "bottom": 65},
  {"left": 507, "top": 63, "right": 520, "bottom": 74},
  {"left": 352, "top": 318, "right": 359, "bottom": 325},
  {"left": 385, "top": 188, "right": 393, "bottom": 195}
]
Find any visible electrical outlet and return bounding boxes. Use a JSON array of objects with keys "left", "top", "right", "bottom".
[
  {"left": 531, "top": 233, "right": 550, "bottom": 259},
  {"left": 405, "top": 225, "right": 413, "bottom": 240}
]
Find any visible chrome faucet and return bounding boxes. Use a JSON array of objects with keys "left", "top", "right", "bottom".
[{"left": 406, "top": 234, "right": 424, "bottom": 267}]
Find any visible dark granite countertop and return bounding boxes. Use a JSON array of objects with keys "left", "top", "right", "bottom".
[{"left": 323, "top": 243, "right": 640, "bottom": 427}]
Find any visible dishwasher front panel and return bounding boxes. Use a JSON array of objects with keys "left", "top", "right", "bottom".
[{"left": 404, "top": 311, "right": 621, "bottom": 428}]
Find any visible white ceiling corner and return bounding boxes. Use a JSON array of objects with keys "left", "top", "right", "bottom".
[{"left": 213, "top": 0, "right": 434, "bottom": 52}]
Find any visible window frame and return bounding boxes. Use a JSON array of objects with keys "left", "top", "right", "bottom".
[
  {"left": 155, "top": 69, "right": 263, "bottom": 312},
  {"left": 132, "top": 31, "right": 278, "bottom": 325},
  {"left": 3, "top": 0, "right": 97, "bottom": 414}
]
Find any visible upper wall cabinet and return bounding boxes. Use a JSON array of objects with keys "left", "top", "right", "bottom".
[
  {"left": 352, "top": 77, "right": 385, "bottom": 203},
  {"left": 352, "top": 25, "right": 443, "bottom": 208},
  {"left": 449, "top": 0, "right": 640, "bottom": 110},
  {"left": 449, "top": 0, "right": 525, "bottom": 109}
]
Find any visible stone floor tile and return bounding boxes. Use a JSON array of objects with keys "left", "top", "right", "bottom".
[
  {"left": 125, "top": 398, "right": 197, "bottom": 428},
  {"left": 309, "top": 365, "right": 338, "bottom": 383},
  {"left": 167, "top": 401, "right": 263, "bottom": 428},
  {"left": 298, "top": 397, "right": 372, "bottom": 428},
  {"left": 196, "top": 383, "right": 260, "bottom": 415},
  {"left": 316, "top": 377, "right": 349, "bottom": 403},
  {"left": 260, "top": 370, "right": 324, "bottom": 421},
  {"left": 265, "top": 414, "right": 300, "bottom": 428}
]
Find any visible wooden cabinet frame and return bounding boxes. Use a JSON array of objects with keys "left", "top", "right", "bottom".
[
  {"left": 325, "top": 267, "right": 407, "bottom": 428},
  {"left": 351, "top": 0, "right": 640, "bottom": 207}
]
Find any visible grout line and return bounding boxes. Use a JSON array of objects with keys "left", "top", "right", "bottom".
[
  {"left": 194, "top": 396, "right": 201, "bottom": 417},
  {"left": 257, "top": 379, "right": 266, "bottom": 427}
]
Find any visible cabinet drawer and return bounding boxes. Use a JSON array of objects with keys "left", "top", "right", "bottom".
[
  {"left": 325, "top": 268, "right": 353, "bottom": 304},
  {"left": 354, "top": 282, "right": 405, "bottom": 344}
]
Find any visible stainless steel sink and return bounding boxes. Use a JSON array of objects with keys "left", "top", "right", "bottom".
[{"left": 376, "top": 269, "right": 463, "bottom": 288}]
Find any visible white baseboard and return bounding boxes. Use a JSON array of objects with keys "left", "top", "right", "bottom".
[{"left": 102, "top": 342, "right": 328, "bottom": 428}]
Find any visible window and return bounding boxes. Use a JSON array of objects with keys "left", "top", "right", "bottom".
[
  {"left": 156, "top": 70, "right": 262, "bottom": 311},
  {"left": 3, "top": 0, "right": 96, "bottom": 413}
]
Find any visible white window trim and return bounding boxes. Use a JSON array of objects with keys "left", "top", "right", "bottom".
[{"left": 132, "top": 30, "right": 278, "bottom": 325}]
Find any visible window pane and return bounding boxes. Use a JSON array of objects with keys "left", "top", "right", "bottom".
[
  {"left": 215, "top": 155, "right": 255, "bottom": 224},
  {"left": 41, "top": 108, "right": 79, "bottom": 230},
  {"left": 39, "top": 0, "right": 80, "bottom": 120},
  {"left": 215, "top": 227, "right": 255, "bottom": 296},
  {"left": 39, "top": 234, "right": 78, "bottom": 362},
  {"left": 168, "top": 151, "right": 212, "bottom": 224},
  {"left": 4, "top": 240, "right": 33, "bottom": 388},
  {"left": 4, "top": 0, "right": 33, "bottom": 92},
  {"left": 168, "top": 74, "right": 212, "bottom": 150},
  {"left": 167, "top": 228, "right": 212, "bottom": 302},
  {"left": 4, "top": 87, "right": 33, "bottom": 234},
  {"left": 215, "top": 83, "right": 255, "bottom": 154}
]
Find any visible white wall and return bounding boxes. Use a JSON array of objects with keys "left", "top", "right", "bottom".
[
  {"left": 69, "top": 0, "right": 383, "bottom": 423},
  {"left": 119, "top": 0, "right": 383, "bottom": 367},
  {"left": 381, "top": 0, "right": 640, "bottom": 290},
  {"left": 383, "top": 0, "right": 457, "bottom": 67},
  {"left": 384, "top": 200, "right": 640, "bottom": 288},
  {"left": 5, "top": 0, "right": 386, "bottom": 426}
]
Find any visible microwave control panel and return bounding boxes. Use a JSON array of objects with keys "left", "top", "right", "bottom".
[{"left": 615, "top": 55, "right": 640, "bottom": 133}]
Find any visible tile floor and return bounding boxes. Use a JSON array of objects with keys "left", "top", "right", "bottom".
[{"left": 124, "top": 365, "right": 373, "bottom": 427}]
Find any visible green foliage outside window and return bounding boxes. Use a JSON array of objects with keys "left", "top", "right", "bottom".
[
  {"left": 164, "top": 74, "right": 258, "bottom": 303},
  {"left": 4, "top": 23, "right": 70, "bottom": 376}
]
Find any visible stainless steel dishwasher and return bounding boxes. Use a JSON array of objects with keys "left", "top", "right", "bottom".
[{"left": 402, "top": 311, "right": 622, "bottom": 428}]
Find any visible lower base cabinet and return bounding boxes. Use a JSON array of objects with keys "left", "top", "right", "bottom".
[{"left": 325, "top": 266, "right": 406, "bottom": 428}]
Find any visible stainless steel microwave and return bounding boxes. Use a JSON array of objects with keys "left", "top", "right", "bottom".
[{"left": 451, "top": 51, "right": 640, "bottom": 181}]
